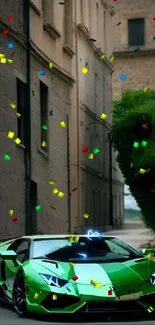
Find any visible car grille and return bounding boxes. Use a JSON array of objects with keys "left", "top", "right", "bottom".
[
  {"left": 41, "top": 293, "right": 80, "bottom": 310},
  {"left": 80, "top": 301, "right": 146, "bottom": 313}
]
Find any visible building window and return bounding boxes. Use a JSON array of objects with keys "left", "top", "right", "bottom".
[
  {"left": 43, "top": 0, "right": 54, "bottom": 25},
  {"left": 17, "top": 78, "right": 26, "bottom": 145},
  {"left": 128, "top": 18, "right": 144, "bottom": 46},
  {"left": 40, "top": 81, "right": 48, "bottom": 152},
  {"left": 30, "top": 180, "right": 37, "bottom": 235},
  {"left": 64, "top": 0, "right": 72, "bottom": 47}
]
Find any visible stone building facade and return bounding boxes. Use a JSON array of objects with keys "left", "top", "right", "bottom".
[
  {"left": 0, "top": 0, "right": 124, "bottom": 238},
  {"left": 112, "top": 0, "right": 155, "bottom": 99}
]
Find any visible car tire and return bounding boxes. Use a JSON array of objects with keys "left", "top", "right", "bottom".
[{"left": 13, "top": 272, "right": 27, "bottom": 317}]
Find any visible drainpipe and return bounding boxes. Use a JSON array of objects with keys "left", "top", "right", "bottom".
[
  {"left": 25, "top": 0, "right": 32, "bottom": 235},
  {"left": 108, "top": 132, "right": 113, "bottom": 226},
  {"left": 66, "top": 114, "right": 71, "bottom": 233}
]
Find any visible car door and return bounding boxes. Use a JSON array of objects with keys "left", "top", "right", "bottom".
[{"left": 5, "top": 239, "right": 30, "bottom": 294}]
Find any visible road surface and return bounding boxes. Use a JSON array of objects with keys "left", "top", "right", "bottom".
[{"left": 1, "top": 303, "right": 155, "bottom": 325}]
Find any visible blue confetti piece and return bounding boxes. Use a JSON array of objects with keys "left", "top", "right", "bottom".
[
  {"left": 120, "top": 74, "right": 127, "bottom": 81},
  {"left": 50, "top": 110, "right": 54, "bottom": 116},
  {"left": 40, "top": 70, "right": 45, "bottom": 76},
  {"left": 8, "top": 43, "right": 14, "bottom": 49}
]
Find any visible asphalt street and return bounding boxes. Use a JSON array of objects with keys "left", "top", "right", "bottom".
[{"left": 1, "top": 303, "right": 155, "bottom": 325}]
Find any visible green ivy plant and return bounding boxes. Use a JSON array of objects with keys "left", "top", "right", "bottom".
[{"left": 112, "top": 89, "right": 155, "bottom": 231}]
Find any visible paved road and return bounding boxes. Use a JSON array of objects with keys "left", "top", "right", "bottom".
[{"left": 1, "top": 303, "right": 155, "bottom": 325}]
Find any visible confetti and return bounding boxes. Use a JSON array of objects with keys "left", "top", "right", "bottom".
[
  {"left": 147, "top": 306, "right": 154, "bottom": 313},
  {"left": 100, "top": 53, "right": 106, "bottom": 59},
  {"left": 89, "top": 38, "right": 96, "bottom": 42},
  {"left": 70, "top": 262, "right": 75, "bottom": 267},
  {"left": 40, "top": 70, "right": 45, "bottom": 76},
  {"left": 93, "top": 147, "right": 100, "bottom": 154},
  {"left": 68, "top": 236, "right": 73, "bottom": 242},
  {"left": 7, "top": 59, "right": 12, "bottom": 64},
  {"left": 100, "top": 113, "right": 107, "bottom": 120},
  {"left": 50, "top": 76, "right": 53, "bottom": 80},
  {"left": 1, "top": 58, "right": 7, "bottom": 64},
  {"left": 16, "top": 112, "right": 21, "bottom": 118},
  {"left": 89, "top": 122, "right": 94, "bottom": 126},
  {"left": 59, "top": 1, "right": 65, "bottom": 4},
  {"left": 57, "top": 191, "right": 65, "bottom": 198},
  {"left": 91, "top": 280, "right": 97, "bottom": 285},
  {"left": 81, "top": 67, "right": 88, "bottom": 74},
  {"left": 110, "top": 70, "right": 115, "bottom": 76},
  {"left": 12, "top": 217, "right": 17, "bottom": 222},
  {"left": 52, "top": 188, "right": 59, "bottom": 194},
  {"left": 8, "top": 16, "right": 13, "bottom": 22},
  {"left": 153, "top": 37, "right": 155, "bottom": 41},
  {"left": 52, "top": 294, "right": 57, "bottom": 300},
  {"left": 60, "top": 121, "right": 66, "bottom": 128},
  {"left": 130, "top": 162, "right": 133, "bottom": 168},
  {"left": 72, "top": 275, "right": 78, "bottom": 281},
  {"left": 10, "top": 51, "right": 15, "bottom": 58},
  {"left": 139, "top": 168, "right": 146, "bottom": 174},
  {"left": 83, "top": 213, "right": 89, "bottom": 219},
  {"left": 153, "top": 17, "right": 155, "bottom": 22},
  {"left": 72, "top": 187, "right": 77, "bottom": 192},
  {"left": 108, "top": 55, "right": 114, "bottom": 61},
  {"left": 50, "top": 110, "right": 54, "bottom": 116},
  {"left": 74, "top": 236, "right": 79, "bottom": 243},
  {"left": 10, "top": 103, "right": 16, "bottom": 109},
  {"left": 4, "top": 154, "right": 11, "bottom": 161},
  {"left": 8, "top": 43, "right": 13, "bottom": 49},
  {"left": 8, "top": 209, "right": 14, "bottom": 216},
  {"left": 42, "top": 125, "right": 48, "bottom": 130},
  {"left": 49, "top": 179, "right": 55, "bottom": 185},
  {"left": 0, "top": 54, "right": 5, "bottom": 58},
  {"left": 82, "top": 147, "right": 88, "bottom": 153},
  {"left": 144, "top": 86, "right": 150, "bottom": 93},
  {"left": 133, "top": 142, "right": 139, "bottom": 148},
  {"left": 141, "top": 140, "right": 147, "bottom": 147},
  {"left": 108, "top": 289, "right": 113, "bottom": 295},
  {"left": 8, "top": 131, "right": 15, "bottom": 139},
  {"left": 88, "top": 153, "right": 94, "bottom": 159},
  {"left": 34, "top": 293, "right": 39, "bottom": 299},
  {"left": 96, "top": 282, "right": 102, "bottom": 288},
  {"left": 36, "top": 205, "right": 42, "bottom": 211},
  {"left": 120, "top": 74, "right": 127, "bottom": 81},
  {"left": 49, "top": 62, "right": 54, "bottom": 68},
  {"left": 2, "top": 28, "right": 9, "bottom": 35},
  {"left": 42, "top": 141, "right": 47, "bottom": 147},
  {"left": 15, "top": 138, "right": 21, "bottom": 145}
]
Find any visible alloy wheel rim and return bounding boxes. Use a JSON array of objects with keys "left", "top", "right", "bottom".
[{"left": 14, "top": 286, "right": 26, "bottom": 313}]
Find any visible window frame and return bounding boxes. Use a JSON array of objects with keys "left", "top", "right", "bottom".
[
  {"left": 40, "top": 80, "right": 49, "bottom": 152},
  {"left": 8, "top": 239, "right": 31, "bottom": 263},
  {"left": 128, "top": 18, "right": 145, "bottom": 47},
  {"left": 16, "top": 78, "right": 27, "bottom": 146}
]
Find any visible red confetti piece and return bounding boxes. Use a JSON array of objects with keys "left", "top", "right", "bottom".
[
  {"left": 82, "top": 147, "right": 88, "bottom": 153},
  {"left": 108, "top": 289, "right": 113, "bottom": 296},
  {"left": 72, "top": 188, "right": 77, "bottom": 192},
  {"left": 8, "top": 16, "right": 13, "bottom": 22},
  {"left": 153, "top": 17, "right": 155, "bottom": 22},
  {"left": 12, "top": 217, "right": 17, "bottom": 222},
  {"left": 72, "top": 275, "right": 78, "bottom": 281},
  {"left": 113, "top": 0, "right": 117, "bottom": 2},
  {"left": 2, "top": 28, "right": 9, "bottom": 35}
]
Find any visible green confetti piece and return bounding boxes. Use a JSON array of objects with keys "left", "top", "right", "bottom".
[
  {"left": 133, "top": 142, "right": 139, "bottom": 148},
  {"left": 42, "top": 125, "right": 48, "bottom": 130},
  {"left": 141, "top": 140, "right": 147, "bottom": 147},
  {"left": 93, "top": 147, "right": 100, "bottom": 154},
  {"left": 36, "top": 205, "right": 42, "bottom": 211},
  {"left": 4, "top": 154, "right": 11, "bottom": 161},
  {"left": 152, "top": 37, "right": 155, "bottom": 41}
]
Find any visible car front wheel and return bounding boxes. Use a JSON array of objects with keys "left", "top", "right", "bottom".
[{"left": 13, "top": 272, "right": 27, "bottom": 317}]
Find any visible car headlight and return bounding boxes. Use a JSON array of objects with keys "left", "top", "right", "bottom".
[
  {"left": 40, "top": 273, "right": 68, "bottom": 287},
  {"left": 149, "top": 273, "right": 155, "bottom": 285}
]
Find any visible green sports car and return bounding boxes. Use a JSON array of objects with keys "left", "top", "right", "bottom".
[{"left": 0, "top": 234, "right": 155, "bottom": 318}]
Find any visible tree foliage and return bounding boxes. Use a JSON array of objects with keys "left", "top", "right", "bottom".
[{"left": 112, "top": 89, "right": 155, "bottom": 231}]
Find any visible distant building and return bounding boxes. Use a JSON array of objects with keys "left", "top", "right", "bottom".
[{"left": 112, "top": 0, "right": 155, "bottom": 99}]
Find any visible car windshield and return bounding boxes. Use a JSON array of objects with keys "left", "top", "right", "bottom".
[{"left": 32, "top": 237, "right": 143, "bottom": 262}]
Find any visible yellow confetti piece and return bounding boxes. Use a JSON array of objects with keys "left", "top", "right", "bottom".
[
  {"left": 50, "top": 76, "right": 53, "bottom": 80},
  {"left": 60, "top": 121, "right": 66, "bottom": 128},
  {"left": 7, "top": 59, "right": 13, "bottom": 64},
  {"left": 109, "top": 55, "right": 114, "bottom": 61},
  {"left": 83, "top": 213, "right": 89, "bottom": 219},
  {"left": 15, "top": 138, "right": 21, "bottom": 145},
  {"left": 49, "top": 62, "right": 54, "bottom": 69},
  {"left": 10, "top": 103, "right": 16, "bottom": 109},
  {"left": 70, "top": 262, "right": 75, "bottom": 267},
  {"left": 96, "top": 282, "right": 102, "bottom": 288},
  {"left": 147, "top": 306, "right": 154, "bottom": 313},
  {"left": 57, "top": 191, "right": 65, "bottom": 198},
  {"left": 139, "top": 168, "right": 146, "bottom": 174},
  {"left": 144, "top": 86, "right": 150, "bottom": 93},
  {"left": 49, "top": 179, "right": 55, "bottom": 185},
  {"left": 42, "top": 141, "right": 47, "bottom": 147},
  {"left": 81, "top": 67, "right": 88, "bottom": 74},
  {"left": 110, "top": 70, "right": 115, "bottom": 76},
  {"left": 1, "top": 58, "right": 7, "bottom": 64},
  {"left": 100, "top": 53, "right": 106, "bottom": 59},
  {"left": 52, "top": 188, "right": 59, "bottom": 195},
  {"left": 0, "top": 54, "right": 5, "bottom": 58},
  {"left": 74, "top": 236, "right": 79, "bottom": 243},
  {"left": 16, "top": 112, "right": 21, "bottom": 118},
  {"left": 100, "top": 113, "right": 107, "bottom": 120},
  {"left": 147, "top": 253, "right": 152, "bottom": 259},
  {"left": 8, "top": 131, "right": 15, "bottom": 139},
  {"left": 52, "top": 294, "right": 57, "bottom": 300},
  {"left": 91, "top": 280, "right": 97, "bottom": 285},
  {"left": 88, "top": 153, "right": 94, "bottom": 159},
  {"left": 8, "top": 209, "right": 14, "bottom": 216},
  {"left": 68, "top": 236, "right": 73, "bottom": 242},
  {"left": 34, "top": 293, "right": 40, "bottom": 299},
  {"left": 130, "top": 162, "right": 133, "bottom": 168}
]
